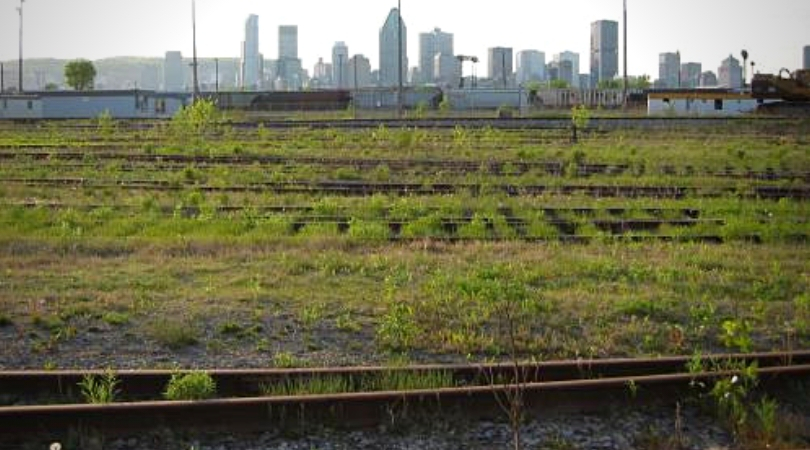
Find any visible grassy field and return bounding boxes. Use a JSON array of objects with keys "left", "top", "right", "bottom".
[{"left": 0, "top": 114, "right": 808, "bottom": 369}]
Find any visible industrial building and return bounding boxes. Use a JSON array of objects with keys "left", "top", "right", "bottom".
[
  {"left": 0, "top": 90, "right": 188, "bottom": 120},
  {"left": 647, "top": 90, "right": 772, "bottom": 116}
]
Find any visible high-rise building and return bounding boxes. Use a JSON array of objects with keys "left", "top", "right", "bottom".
[
  {"left": 279, "top": 26, "right": 298, "bottom": 60},
  {"left": 804, "top": 46, "right": 810, "bottom": 69},
  {"left": 700, "top": 71, "right": 718, "bottom": 87},
  {"left": 553, "top": 52, "right": 580, "bottom": 87},
  {"left": 488, "top": 47, "right": 513, "bottom": 88},
  {"left": 718, "top": 55, "right": 742, "bottom": 89},
  {"left": 379, "top": 8, "right": 407, "bottom": 88},
  {"left": 163, "top": 51, "right": 184, "bottom": 91},
  {"left": 516, "top": 50, "right": 546, "bottom": 84},
  {"left": 349, "top": 55, "right": 372, "bottom": 89},
  {"left": 590, "top": 20, "right": 619, "bottom": 88},
  {"left": 332, "top": 42, "right": 350, "bottom": 89},
  {"left": 418, "top": 28, "right": 453, "bottom": 84},
  {"left": 658, "top": 52, "right": 681, "bottom": 88},
  {"left": 312, "top": 58, "right": 333, "bottom": 88},
  {"left": 434, "top": 53, "right": 460, "bottom": 87},
  {"left": 241, "top": 14, "right": 261, "bottom": 90},
  {"left": 680, "top": 62, "right": 702, "bottom": 88}
]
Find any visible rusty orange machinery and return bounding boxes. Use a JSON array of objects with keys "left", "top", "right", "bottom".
[{"left": 752, "top": 69, "right": 810, "bottom": 102}]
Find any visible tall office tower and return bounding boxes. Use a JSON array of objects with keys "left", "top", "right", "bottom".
[
  {"left": 718, "top": 55, "right": 742, "bottom": 89},
  {"left": 434, "top": 53, "right": 460, "bottom": 86},
  {"left": 313, "top": 58, "right": 333, "bottom": 87},
  {"left": 332, "top": 42, "right": 350, "bottom": 89},
  {"left": 240, "top": 14, "right": 261, "bottom": 90},
  {"left": 680, "top": 62, "right": 702, "bottom": 88},
  {"left": 379, "top": 8, "right": 408, "bottom": 87},
  {"left": 590, "top": 20, "right": 619, "bottom": 87},
  {"left": 349, "top": 54, "right": 372, "bottom": 89},
  {"left": 279, "top": 26, "right": 298, "bottom": 59},
  {"left": 419, "top": 28, "right": 453, "bottom": 84},
  {"left": 163, "top": 51, "right": 185, "bottom": 91},
  {"left": 553, "top": 51, "right": 580, "bottom": 87},
  {"left": 516, "top": 50, "right": 546, "bottom": 84},
  {"left": 658, "top": 52, "right": 681, "bottom": 88},
  {"left": 488, "top": 47, "right": 513, "bottom": 88}
]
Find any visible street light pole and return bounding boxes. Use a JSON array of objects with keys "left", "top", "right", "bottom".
[
  {"left": 397, "top": 0, "right": 403, "bottom": 118},
  {"left": 18, "top": 0, "right": 25, "bottom": 93},
  {"left": 623, "top": 0, "right": 628, "bottom": 108},
  {"left": 191, "top": 0, "right": 200, "bottom": 102}
]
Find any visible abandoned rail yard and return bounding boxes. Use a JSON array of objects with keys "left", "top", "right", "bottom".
[{"left": 0, "top": 98, "right": 808, "bottom": 450}]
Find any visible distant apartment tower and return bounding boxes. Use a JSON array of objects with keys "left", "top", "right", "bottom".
[
  {"left": 163, "top": 51, "right": 184, "bottom": 91},
  {"left": 680, "top": 63, "right": 702, "bottom": 88},
  {"left": 590, "top": 20, "right": 619, "bottom": 87},
  {"left": 700, "top": 71, "right": 718, "bottom": 87},
  {"left": 332, "top": 42, "right": 350, "bottom": 89},
  {"left": 553, "top": 52, "right": 580, "bottom": 87},
  {"left": 277, "top": 26, "right": 302, "bottom": 90},
  {"left": 718, "top": 55, "right": 742, "bottom": 89},
  {"left": 658, "top": 52, "right": 681, "bottom": 88},
  {"left": 804, "top": 46, "right": 810, "bottom": 69},
  {"left": 516, "top": 50, "right": 546, "bottom": 84},
  {"left": 419, "top": 28, "right": 454, "bottom": 84},
  {"left": 379, "top": 8, "right": 408, "bottom": 88},
  {"left": 488, "top": 47, "right": 514, "bottom": 88},
  {"left": 241, "top": 14, "right": 261, "bottom": 90},
  {"left": 349, "top": 55, "right": 372, "bottom": 89}
]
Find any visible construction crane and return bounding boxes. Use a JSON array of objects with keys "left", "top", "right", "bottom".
[{"left": 456, "top": 55, "right": 479, "bottom": 89}]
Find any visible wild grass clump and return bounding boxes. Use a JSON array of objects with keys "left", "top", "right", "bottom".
[
  {"left": 148, "top": 318, "right": 199, "bottom": 350},
  {"left": 79, "top": 369, "right": 119, "bottom": 404}
]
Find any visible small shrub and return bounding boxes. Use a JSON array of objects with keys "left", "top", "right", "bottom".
[
  {"left": 273, "top": 351, "right": 301, "bottom": 368},
  {"left": 164, "top": 371, "right": 216, "bottom": 401},
  {"left": 376, "top": 302, "right": 419, "bottom": 352},
  {"left": 79, "top": 369, "right": 119, "bottom": 404}
]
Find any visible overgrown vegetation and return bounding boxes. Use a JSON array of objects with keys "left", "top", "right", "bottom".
[{"left": 164, "top": 371, "right": 217, "bottom": 401}]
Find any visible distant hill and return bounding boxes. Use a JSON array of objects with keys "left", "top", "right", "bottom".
[{"left": 1, "top": 57, "right": 240, "bottom": 92}]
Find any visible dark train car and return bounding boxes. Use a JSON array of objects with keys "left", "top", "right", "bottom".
[{"left": 212, "top": 91, "right": 352, "bottom": 111}]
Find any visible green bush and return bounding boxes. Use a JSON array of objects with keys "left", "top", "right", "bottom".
[{"left": 164, "top": 371, "right": 217, "bottom": 401}]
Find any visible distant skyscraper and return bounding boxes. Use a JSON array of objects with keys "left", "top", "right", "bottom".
[
  {"left": 553, "top": 52, "right": 580, "bottom": 87},
  {"left": 332, "top": 42, "right": 350, "bottom": 89},
  {"left": 590, "top": 20, "right": 619, "bottom": 87},
  {"left": 349, "top": 54, "right": 372, "bottom": 89},
  {"left": 434, "top": 53, "right": 460, "bottom": 86},
  {"left": 279, "top": 26, "right": 298, "bottom": 60},
  {"left": 488, "top": 47, "right": 513, "bottom": 88},
  {"left": 718, "top": 55, "right": 742, "bottom": 89},
  {"left": 312, "top": 58, "right": 333, "bottom": 88},
  {"left": 516, "top": 50, "right": 546, "bottom": 84},
  {"left": 658, "top": 52, "right": 681, "bottom": 88},
  {"left": 700, "top": 71, "right": 718, "bottom": 87},
  {"left": 804, "top": 46, "right": 810, "bottom": 69},
  {"left": 241, "top": 14, "right": 261, "bottom": 90},
  {"left": 379, "top": 8, "right": 408, "bottom": 88},
  {"left": 419, "top": 28, "right": 454, "bottom": 84},
  {"left": 163, "top": 51, "right": 184, "bottom": 91},
  {"left": 680, "top": 62, "right": 702, "bottom": 88}
]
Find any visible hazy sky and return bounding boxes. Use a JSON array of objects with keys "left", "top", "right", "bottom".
[{"left": 1, "top": 0, "right": 808, "bottom": 79}]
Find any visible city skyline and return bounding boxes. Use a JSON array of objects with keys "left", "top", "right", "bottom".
[{"left": 1, "top": 0, "right": 808, "bottom": 81}]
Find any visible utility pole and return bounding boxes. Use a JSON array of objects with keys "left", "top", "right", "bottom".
[
  {"left": 18, "top": 0, "right": 25, "bottom": 93},
  {"left": 215, "top": 58, "right": 219, "bottom": 94},
  {"left": 1, "top": 63, "right": 4, "bottom": 93},
  {"left": 191, "top": 0, "right": 200, "bottom": 102},
  {"left": 397, "top": 0, "right": 403, "bottom": 118},
  {"left": 623, "top": 0, "right": 628, "bottom": 108}
]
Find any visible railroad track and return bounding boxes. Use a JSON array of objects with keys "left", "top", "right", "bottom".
[
  {"left": 3, "top": 151, "right": 808, "bottom": 181},
  {"left": 1, "top": 352, "right": 808, "bottom": 444},
  {"left": 4, "top": 177, "right": 808, "bottom": 199}
]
